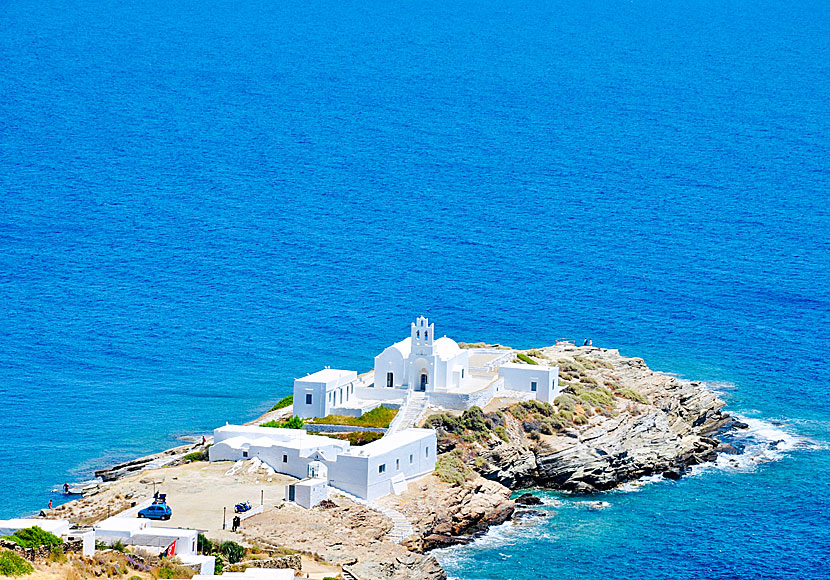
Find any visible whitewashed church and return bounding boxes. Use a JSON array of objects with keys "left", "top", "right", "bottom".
[
  {"left": 374, "top": 316, "right": 470, "bottom": 393},
  {"left": 294, "top": 316, "right": 560, "bottom": 418}
]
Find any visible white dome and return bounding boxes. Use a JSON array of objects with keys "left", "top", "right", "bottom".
[
  {"left": 387, "top": 338, "right": 411, "bottom": 358},
  {"left": 434, "top": 336, "right": 461, "bottom": 360}
]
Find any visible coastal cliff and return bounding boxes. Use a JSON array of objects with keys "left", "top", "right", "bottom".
[{"left": 427, "top": 344, "right": 734, "bottom": 493}]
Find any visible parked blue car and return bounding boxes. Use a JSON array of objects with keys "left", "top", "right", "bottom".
[{"left": 138, "top": 504, "right": 172, "bottom": 520}]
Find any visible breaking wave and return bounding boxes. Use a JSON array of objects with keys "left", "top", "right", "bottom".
[{"left": 704, "top": 415, "right": 824, "bottom": 473}]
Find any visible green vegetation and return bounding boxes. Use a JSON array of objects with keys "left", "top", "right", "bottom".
[
  {"left": 428, "top": 407, "right": 483, "bottom": 435},
  {"left": 0, "top": 551, "right": 33, "bottom": 576},
  {"left": 262, "top": 416, "right": 305, "bottom": 429},
  {"left": 308, "top": 406, "right": 397, "bottom": 429},
  {"left": 617, "top": 387, "right": 648, "bottom": 404},
  {"left": 308, "top": 430, "right": 384, "bottom": 446},
  {"left": 219, "top": 540, "right": 246, "bottom": 565},
  {"left": 197, "top": 533, "right": 213, "bottom": 555},
  {"left": 213, "top": 554, "right": 225, "bottom": 575},
  {"left": 46, "top": 545, "right": 67, "bottom": 564},
  {"left": 157, "top": 560, "right": 196, "bottom": 579},
  {"left": 184, "top": 445, "right": 211, "bottom": 462},
  {"left": 512, "top": 399, "right": 591, "bottom": 435},
  {"left": 516, "top": 353, "right": 538, "bottom": 365},
  {"left": 571, "top": 385, "right": 615, "bottom": 409},
  {"left": 269, "top": 395, "right": 294, "bottom": 411},
  {"left": 526, "top": 349, "right": 547, "bottom": 359},
  {"left": 2, "top": 526, "right": 62, "bottom": 549},
  {"left": 495, "top": 425, "right": 509, "bottom": 442},
  {"left": 435, "top": 450, "right": 473, "bottom": 486},
  {"left": 554, "top": 393, "right": 577, "bottom": 412}
]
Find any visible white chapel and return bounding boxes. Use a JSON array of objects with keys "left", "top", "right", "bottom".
[{"left": 374, "top": 316, "right": 470, "bottom": 392}]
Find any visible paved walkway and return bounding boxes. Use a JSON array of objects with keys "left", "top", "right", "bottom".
[
  {"left": 388, "top": 391, "right": 427, "bottom": 434},
  {"left": 332, "top": 488, "right": 413, "bottom": 544}
]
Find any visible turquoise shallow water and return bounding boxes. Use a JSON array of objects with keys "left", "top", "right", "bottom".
[{"left": 1, "top": 0, "right": 829, "bottom": 577}]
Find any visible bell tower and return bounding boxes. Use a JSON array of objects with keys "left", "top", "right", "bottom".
[{"left": 410, "top": 316, "right": 435, "bottom": 356}]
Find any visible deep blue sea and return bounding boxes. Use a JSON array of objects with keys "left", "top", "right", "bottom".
[{"left": 1, "top": 0, "right": 829, "bottom": 577}]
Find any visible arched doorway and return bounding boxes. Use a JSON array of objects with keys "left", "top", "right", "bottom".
[{"left": 418, "top": 372, "right": 428, "bottom": 391}]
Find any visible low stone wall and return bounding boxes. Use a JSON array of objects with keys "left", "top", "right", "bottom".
[
  {"left": 306, "top": 424, "right": 387, "bottom": 434},
  {"left": 0, "top": 538, "right": 84, "bottom": 561},
  {"left": 226, "top": 553, "right": 302, "bottom": 572}
]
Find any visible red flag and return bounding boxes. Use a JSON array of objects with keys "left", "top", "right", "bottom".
[{"left": 165, "top": 540, "right": 176, "bottom": 558}]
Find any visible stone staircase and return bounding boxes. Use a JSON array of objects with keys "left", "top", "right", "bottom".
[
  {"left": 388, "top": 391, "right": 428, "bottom": 434},
  {"left": 333, "top": 489, "right": 413, "bottom": 544}
]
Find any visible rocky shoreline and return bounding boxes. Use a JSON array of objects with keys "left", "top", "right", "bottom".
[
  {"left": 48, "top": 344, "right": 737, "bottom": 580},
  {"left": 449, "top": 344, "right": 738, "bottom": 494}
]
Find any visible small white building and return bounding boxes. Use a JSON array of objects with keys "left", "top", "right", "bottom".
[
  {"left": 93, "top": 515, "right": 213, "bottom": 575},
  {"left": 285, "top": 477, "right": 328, "bottom": 509},
  {"left": 94, "top": 517, "right": 197, "bottom": 556},
  {"left": 210, "top": 425, "right": 349, "bottom": 480},
  {"left": 327, "top": 428, "right": 437, "bottom": 501},
  {"left": 0, "top": 518, "right": 71, "bottom": 538},
  {"left": 210, "top": 425, "right": 436, "bottom": 502},
  {"left": 0, "top": 518, "right": 94, "bottom": 557},
  {"left": 499, "top": 362, "right": 561, "bottom": 403},
  {"left": 293, "top": 368, "right": 358, "bottom": 419}
]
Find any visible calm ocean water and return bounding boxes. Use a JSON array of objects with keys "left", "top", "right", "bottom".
[{"left": 1, "top": 0, "right": 828, "bottom": 577}]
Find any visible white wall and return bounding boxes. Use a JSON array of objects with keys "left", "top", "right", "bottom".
[
  {"left": 293, "top": 370, "right": 358, "bottom": 419},
  {"left": 499, "top": 364, "right": 560, "bottom": 403},
  {"left": 287, "top": 479, "right": 328, "bottom": 509},
  {"left": 293, "top": 380, "right": 327, "bottom": 419},
  {"left": 374, "top": 347, "right": 406, "bottom": 389},
  {"left": 328, "top": 430, "right": 437, "bottom": 501}
]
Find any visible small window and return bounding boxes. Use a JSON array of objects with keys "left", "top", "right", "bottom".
[
  {"left": 306, "top": 393, "right": 313, "bottom": 405},
  {"left": 531, "top": 381, "right": 537, "bottom": 392},
  {"left": 424, "top": 331, "right": 428, "bottom": 339},
  {"left": 396, "top": 459, "right": 400, "bottom": 470},
  {"left": 387, "top": 372, "right": 393, "bottom": 388},
  {"left": 283, "top": 454, "right": 288, "bottom": 463},
  {"left": 242, "top": 450, "right": 248, "bottom": 458},
  {"left": 461, "top": 369, "right": 464, "bottom": 378},
  {"left": 339, "top": 390, "right": 343, "bottom": 404},
  {"left": 425, "top": 447, "right": 429, "bottom": 457},
  {"left": 379, "top": 464, "right": 386, "bottom": 474},
  {"left": 409, "top": 454, "right": 413, "bottom": 464},
  {"left": 416, "top": 330, "right": 420, "bottom": 338}
]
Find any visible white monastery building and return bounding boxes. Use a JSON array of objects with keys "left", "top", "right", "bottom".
[
  {"left": 294, "top": 316, "right": 561, "bottom": 415},
  {"left": 211, "top": 317, "right": 558, "bottom": 505},
  {"left": 210, "top": 424, "right": 437, "bottom": 502}
]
